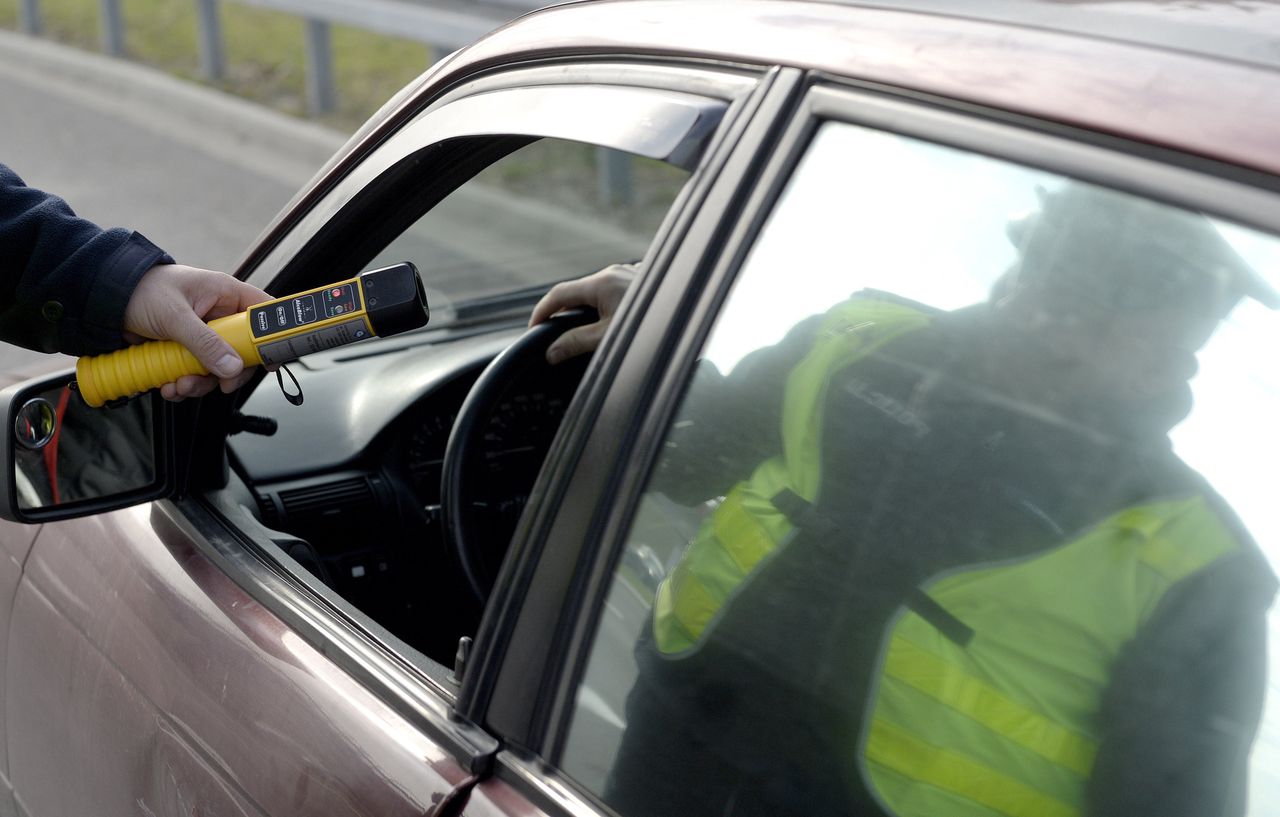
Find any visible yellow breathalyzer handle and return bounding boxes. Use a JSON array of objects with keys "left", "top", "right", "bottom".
[{"left": 76, "top": 262, "right": 427, "bottom": 407}]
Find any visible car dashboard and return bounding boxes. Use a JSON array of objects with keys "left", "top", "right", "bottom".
[{"left": 227, "top": 316, "right": 588, "bottom": 663}]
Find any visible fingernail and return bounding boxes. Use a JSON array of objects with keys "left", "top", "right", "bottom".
[
  {"left": 546, "top": 346, "right": 564, "bottom": 365},
  {"left": 213, "top": 354, "right": 242, "bottom": 378}
]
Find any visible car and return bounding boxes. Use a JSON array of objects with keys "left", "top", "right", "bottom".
[{"left": 1, "top": 0, "right": 1279, "bottom": 815}]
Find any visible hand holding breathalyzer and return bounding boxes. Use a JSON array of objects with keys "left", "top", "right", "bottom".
[
  {"left": 78, "top": 263, "right": 428, "bottom": 407},
  {"left": 122, "top": 264, "right": 269, "bottom": 401}
]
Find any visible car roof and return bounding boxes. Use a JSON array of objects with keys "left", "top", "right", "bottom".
[
  {"left": 828, "top": 0, "right": 1280, "bottom": 73},
  {"left": 436, "top": 0, "right": 1280, "bottom": 178}
]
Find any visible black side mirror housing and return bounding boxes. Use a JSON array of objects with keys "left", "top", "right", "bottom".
[{"left": 0, "top": 369, "right": 174, "bottom": 523}]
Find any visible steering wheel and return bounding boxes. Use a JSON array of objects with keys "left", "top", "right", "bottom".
[{"left": 441, "top": 309, "right": 596, "bottom": 602}]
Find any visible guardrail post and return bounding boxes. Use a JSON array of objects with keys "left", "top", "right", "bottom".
[
  {"left": 19, "top": 0, "right": 42, "bottom": 35},
  {"left": 195, "top": 0, "right": 227, "bottom": 81},
  {"left": 304, "top": 18, "right": 337, "bottom": 115},
  {"left": 99, "top": 0, "right": 125, "bottom": 56},
  {"left": 597, "top": 149, "right": 635, "bottom": 208}
]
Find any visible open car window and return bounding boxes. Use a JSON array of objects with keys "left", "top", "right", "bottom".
[
  {"left": 222, "top": 71, "right": 745, "bottom": 684},
  {"left": 561, "top": 118, "right": 1280, "bottom": 817}
]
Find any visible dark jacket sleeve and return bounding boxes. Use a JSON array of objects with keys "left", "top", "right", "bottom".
[
  {"left": 1087, "top": 548, "right": 1276, "bottom": 817},
  {"left": 0, "top": 163, "right": 173, "bottom": 355}
]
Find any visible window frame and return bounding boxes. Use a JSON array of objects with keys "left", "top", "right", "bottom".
[
  {"left": 464, "top": 63, "right": 808, "bottom": 741},
  {"left": 511, "top": 72, "right": 1280, "bottom": 814},
  {"left": 169, "top": 58, "right": 763, "bottom": 777}
]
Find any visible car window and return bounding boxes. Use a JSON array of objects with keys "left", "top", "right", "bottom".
[
  {"left": 364, "top": 138, "right": 689, "bottom": 318},
  {"left": 233, "top": 133, "right": 693, "bottom": 674},
  {"left": 561, "top": 120, "right": 1280, "bottom": 817}
]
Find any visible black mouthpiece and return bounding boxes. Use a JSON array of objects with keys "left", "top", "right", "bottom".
[{"left": 360, "top": 262, "right": 430, "bottom": 338}]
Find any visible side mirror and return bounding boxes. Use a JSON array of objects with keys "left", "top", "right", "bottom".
[{"left": 0, "top": 369, "right": 173, "bottom": 523}]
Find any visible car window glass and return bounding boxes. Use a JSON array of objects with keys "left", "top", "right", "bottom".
[
  {"left": 364, "top": 138, "right": 689, "bottom": 319},
  {"left": 561, "top": 120, "right": 1280, "bottom": 817}
]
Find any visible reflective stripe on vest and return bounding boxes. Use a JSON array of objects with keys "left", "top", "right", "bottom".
[
  {"left": 653, "top": 297, "right": 932, "bottom": 654},
  {"left": 861, "top": 495, "right": 1238, "bottom": 817}
]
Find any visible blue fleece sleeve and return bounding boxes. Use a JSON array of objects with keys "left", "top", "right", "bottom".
[{"left": 0, "top": 163, "right": 174, "bottom": 355}]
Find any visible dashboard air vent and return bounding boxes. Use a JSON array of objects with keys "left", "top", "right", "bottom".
[{"left": 277, "top": 477, "right": 375, "bottom": 520}]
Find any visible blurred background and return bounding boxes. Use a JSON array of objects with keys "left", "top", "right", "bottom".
[{"left": 0, "top": 0, "right": 544, "bottom": 366}]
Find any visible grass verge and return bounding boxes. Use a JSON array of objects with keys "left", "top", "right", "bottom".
[
  {"left": 0, "top": 1, "right": 687, "bottom": 228},
  {"left": 0, "top": 0, "right": 432, "bottom": 131}
]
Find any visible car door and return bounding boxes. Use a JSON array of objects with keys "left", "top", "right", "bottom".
[
  {"left": 479, "top": 77, "right": 1280, "bottom": 817},
  {"left": 0, "top": 61, "right": 772, "bottom": 817}
]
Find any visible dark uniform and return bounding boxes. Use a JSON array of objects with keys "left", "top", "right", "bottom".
[{"left": 1, "top": 163, "right": 171, "bottom": 355}]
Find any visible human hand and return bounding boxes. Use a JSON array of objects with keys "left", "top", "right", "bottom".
[
  {"left": 122, "top": 264, "right": 271, "bottom": 401},
  {"left": 529, "top": 263, "right": 638, "bottom": 364}
]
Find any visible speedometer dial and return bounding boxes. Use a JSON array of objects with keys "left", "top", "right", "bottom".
[{"left": 407, "top": 412, "right": 454, "bottom": 503}]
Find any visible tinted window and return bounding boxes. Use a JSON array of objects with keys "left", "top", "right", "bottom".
[{"left": 562, "top": 121, "right": 1280, "bottom": 817}]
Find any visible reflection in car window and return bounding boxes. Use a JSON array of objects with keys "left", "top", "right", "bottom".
[
  {"left": 562, "top": 121, "right": 1280, "bottom": 817},
  {"left": 364, "top": 139, "right": 689, "bottom": 321}
]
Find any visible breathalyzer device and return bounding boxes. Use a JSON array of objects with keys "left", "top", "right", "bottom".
[{"left": 75, "top": 262, "right": 428, "bottom": 407}]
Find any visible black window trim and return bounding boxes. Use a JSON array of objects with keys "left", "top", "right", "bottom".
[
  {"left": 469, "top": 60, "right": 810, "bottom": 754},
  {"left": 506, "top": 71, "right": 1280, "bottom": 815},
  {"left": 508, "top": 72, "right": 824, "bottom": 800}
]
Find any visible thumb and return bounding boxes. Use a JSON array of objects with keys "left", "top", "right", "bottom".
[{"left": 169, "top": 310, "right": 243, "bottom": 379}]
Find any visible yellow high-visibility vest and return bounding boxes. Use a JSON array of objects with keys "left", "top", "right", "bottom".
[{"left": 652, "top": 296, "right": 1240, "bottom": 817}]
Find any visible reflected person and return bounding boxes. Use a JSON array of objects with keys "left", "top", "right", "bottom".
[{"left": 533, "top": 183, "right": 1278, "bottom": 817}]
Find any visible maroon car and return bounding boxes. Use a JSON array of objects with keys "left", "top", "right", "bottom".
[{"left": 1, "top": 1, "right": 1279, "bottom": 816}]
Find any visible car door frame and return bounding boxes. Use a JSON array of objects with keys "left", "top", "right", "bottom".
[
  {"left": 157, "top": 55, "right": 778, "bottom": 781},
  {"left": 474, "top": 70, "right": 1280, "bottom": 815}
]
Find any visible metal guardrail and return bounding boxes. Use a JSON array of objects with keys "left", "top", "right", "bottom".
[{"left": 16, "top": 0, "right": 545, "bottom": 115}]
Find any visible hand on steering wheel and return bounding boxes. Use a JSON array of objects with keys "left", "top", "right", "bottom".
[
  {"left": 529, "top": 263, "right": 637, "bottom": 364},
  {"left": 441, "top": 309, "right": 598, "bottom": 602}
]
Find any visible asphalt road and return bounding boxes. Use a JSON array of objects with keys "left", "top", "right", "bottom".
[{"left": 0, "top": 29, "right": 346, "bottom": 371}]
